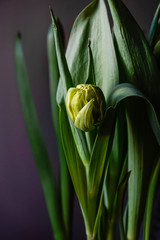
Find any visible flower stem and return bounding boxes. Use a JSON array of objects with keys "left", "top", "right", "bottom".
[
  {"left": 86, "top": 233, "right": 98, "bottom": 240},
  {"left": 105, "top": 220, "right": 116, "bottom": 240}
]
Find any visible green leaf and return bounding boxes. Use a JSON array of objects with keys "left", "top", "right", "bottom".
[
  {"left": 117, "top": 171, "right": 131, "bottom": 240},
  {"left": 47, "top": 26, "right": 73, "bottom": 239},
  {"left": 50, "top": 9, "right": 90, "bottom": 166},
  {"left": 86, "top": 109, "right": 115, "bottom": 235},
  {"left": 47, "top": 26, "right": 60, "bottom": 134},
  {"left": 149, "top": 3, "right": 160, "bottom": 47},
  {"left": 64, "top": 0, "right": 119, "bottom": 231},
  {"left": 66, "top": 0, "right": 119, "bottom": 102},
  {"left": 126, "top": 100, "right": 159, "bottom": 239},
  {"left": 107, "top": 83, "right": 160, "bottom": 146},
  {"left": 15, "top": 33, "right": 65, "bottom": 240},
  {"left": 85, "top": 41, "right": 98, "bottom": 154},
  {"left": 105, "top": 105, "right": 127, "bottom": 212},
  {"left": 153, "top": 39, "right": 160, "bottom": 66},
  {"left": 59, "top": 102, "right": 89, "bottom": 229},
  {"left": 143, "top": 153, "right": 160, "bottom": 240},
  {"left": 108, "top": 0, "right": 160, "bottom": 117},
  {"left": 103, "top": 83, "right": 160, "bottom": 239}
]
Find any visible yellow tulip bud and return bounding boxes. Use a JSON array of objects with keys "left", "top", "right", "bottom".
[{"left": 66, "top": 84, "right": 106, "bottom": 132}]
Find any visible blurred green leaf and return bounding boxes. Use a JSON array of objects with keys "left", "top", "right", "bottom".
[
  {"left": 153, "top": 39, "right": 160, "bottom": 66},
  {"left": 66, "top": 0, "right": 119, "bottom": 102},
  {"left": 15, "top": 33, "right": 65, "bottom": 240},
  {"left": 143, "top": 153, "right": 160, "bottom": 240},
  {"left": 47, "top": 26, "right": 73, "bottom": 239},
  {"left": 149, "top": 3, "right": 160, "bottom": 47}
]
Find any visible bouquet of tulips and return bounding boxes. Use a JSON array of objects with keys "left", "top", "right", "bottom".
[{"left": 15, "top": 0, "right": 160, "bottom": 239}]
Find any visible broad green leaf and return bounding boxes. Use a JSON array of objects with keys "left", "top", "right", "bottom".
[
  {"left": 143, "top": 153, "right": 160, "bottom": 240},
  {"left": 107, "top": 83, "right": 160, "bottom": 146},
  {"left": 149, "top": 3, "right": 160, "bottom": 47},
  {"left": 15, "top": 34, "right": 65, "bottom": 240},
  {"left": 66, "top": 0, "right": 119, "bottom": 102},
  {"left": 50, "top": 9, "right": 90, "bottom": 166},
  {"left": 108, "top": 0, "right": 160, "bottom": 117},
  {"left": 47, "top": 26, "right": 73, "bottom": 239}
]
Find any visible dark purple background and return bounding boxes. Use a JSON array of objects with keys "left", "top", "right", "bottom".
[{"left": 0, "top": 0, "right": 159, "bottom": 239}]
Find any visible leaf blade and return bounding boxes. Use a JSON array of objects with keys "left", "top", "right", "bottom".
[
  {"left": 47, "top": 26, "right": 73, "bottom": 239},
  {"left": 50, "top": 10, "right": 90, "bottom": 165},
  {"left": 148, "top": 3, "right": 160, "bottom": 47},
  {"left": 66, "top": 0, "right": 119, "bottom": 101},
  {"left": 143, "top": 154, "right": 160, "bottom": 240},
  {"left": 15, "top": 33, "right": 65, "bottom": 240},
  {"left": 108, "top": 0, "right": 160, "bottom": 116}
]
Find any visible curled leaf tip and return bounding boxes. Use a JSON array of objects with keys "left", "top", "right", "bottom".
[{"left": 66, "top": 84, "right": 106, "bottom": 132}]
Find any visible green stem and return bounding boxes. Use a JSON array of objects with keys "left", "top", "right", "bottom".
[
  {"left": 106, "top": 220, "right": 116, "bottom": 240},
  {"left": 86, "top": 233, "right": 98, "bottom": 240}
]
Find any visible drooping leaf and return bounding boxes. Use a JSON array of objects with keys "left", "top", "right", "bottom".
[
  {"left": 108, "top": 0, "right": 160, "bottom": 118},
  {"left": 103, "top": 82, "right": 160, "bottom": 239},
  {"left": 50, "top": 9, "right": 90, "bottom": 166},
  {"left": 143, "top": 154, "right": 160, "bottom": 240},
  {"left": 47, "top": 26, "right": 73, "bottom": 239},
  {"left": 66, "top": 0, "right": 119, "bottom": 102},
  {"left": 15, "top": 33, "right": 65, "bottom": 240},
  {"left": 107, "top": 83, "right": 160, "bottom": 146}
]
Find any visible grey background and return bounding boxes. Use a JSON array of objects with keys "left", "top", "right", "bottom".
[{"left": 0, "top": 0, "right": 159, "bottom": 239}]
